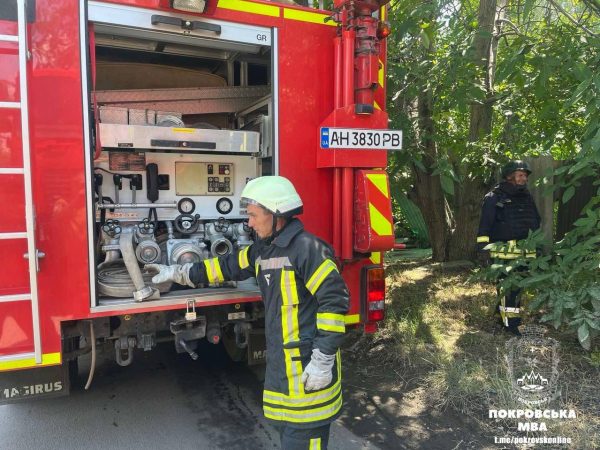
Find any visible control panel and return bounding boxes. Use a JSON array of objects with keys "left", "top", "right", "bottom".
[
  {"left": 94, "top": 152, "right": 257, "bottom": 221},
  {"left": 176, "top": 162, "right": 234, "bottom": 196}
]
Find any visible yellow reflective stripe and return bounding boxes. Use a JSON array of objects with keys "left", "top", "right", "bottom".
[
  {"left": 374, "top": 101, "right": 381, "bottom": 110},
  {"left": 306, "top": 259, "right": 338, "bottom": 295},
  {"left": 238, "top": 246, "right": 250, "bottom": 269},
  {"left": 490, "top": 250, "right": 536, "bottom": 259},
  {"left": 310, "top": 438, "right": 322, "bottom": 450},
  {"left": 477, "top": 236, "right": 490, "bottom": 243},
  {"left": 204, "top": 259, "right": 216, "bottom": 283},
  {"left": 217, "top": 0, "right": 280, "bottom": 17},
  {"left": 283, "top": 8, "right": 336, "bottom": 26},
  {"left": 490, "top": 253, "right": 520, "bottom": 259},
  {"left": 370, "top": 252, "right": 382, "bottom": 264},
  {"left": 344, "top": 314, "right": 360, "bottom": 325},
  {"left": 214, "top": 259, "right": 224, "bottom": 282},
  {"left": 378, "top": 59, "right": 384, "bottom": 88},
  {"left": 204, "top": 258, "right": 224, "bottom": 283},
  {"left": 281, "top": 270, "right": 300, "bottom": 307},
  {"left": 283, "top": 348, "right": 303, "bottom": 397},
  {"left": 0, "top": 352, "right": 61, "bottom": 372},
  {"left": 366, "top": 173, "right": 389, "bottom": 197},
  {"left": 281, "top": 270, "right": 303, "bottom": 396},
  {"left": 500, "top": 296, "right": 508, "bottom": 326},
  {"left": 317, "top": 312, "right": 345, "bottom": 322},
  {"left": 255, "top": 261, "right": 260, "bottom": 277},
  {"left": 317, "top": 323, "right": 345, "bottom": 333},
  {"left": 263, "top": 350, "right": 341, "bottom": 404},
  {"left": 317, "top": 313, "right": 346, "bottom": 333},
  {"left": 264, "top": 382, "right": 341, "bottom": 407},
  {"left": 264, "top": 393, "right": 343, "bottom": 423},
  {"left": 369, "top": 203, "right": 393, "bottom": 236}
]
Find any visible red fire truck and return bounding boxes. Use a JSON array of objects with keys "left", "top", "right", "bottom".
[{"left": 0, "top": 0, "right": 400, "bottom": 403}]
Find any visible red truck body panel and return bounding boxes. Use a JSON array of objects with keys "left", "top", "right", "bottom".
[{"left": 0, "top": 0, "right": 390, "bottom": 373}]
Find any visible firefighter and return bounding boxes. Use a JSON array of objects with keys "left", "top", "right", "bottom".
[
  {"left": 476, "top": 160, "right": 541, "bottom": 335},
  {"left": 146, "top": 176, "right": 349, "bottom": 450}
]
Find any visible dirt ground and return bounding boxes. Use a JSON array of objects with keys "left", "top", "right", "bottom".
[
  {"left": 336, "top": 251, "right": 600, "bottom": 450},
  {"left": 339, "top": 331, "right": 495, "bottom": 450}
]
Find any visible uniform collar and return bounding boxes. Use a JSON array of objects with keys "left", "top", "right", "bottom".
[
  {"left": 497, "top": 181, "right": 530, "bottom": 197},
  {"left": 272, "top": 218, "right": 304, "bottom": 248}
]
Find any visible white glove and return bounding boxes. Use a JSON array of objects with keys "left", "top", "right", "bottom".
[
  {"left": 144, "top": 263, "right": 195, "bottom": 288},
  {"left": 300, "top": 349, "right": 335, "bottom": 391}
]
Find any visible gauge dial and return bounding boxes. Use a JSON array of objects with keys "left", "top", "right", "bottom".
[
  {"left": 216, "top": 197, "right": 233, "bottom": 215},
  {"left": 178, "top": 197, "right": 196, "bottom": 214}
]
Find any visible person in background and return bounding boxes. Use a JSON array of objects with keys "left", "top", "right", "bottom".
[{"left": 476, "top": 160, "right": 541, "bottom": 335}]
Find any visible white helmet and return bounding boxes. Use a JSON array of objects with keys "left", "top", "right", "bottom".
[{"left": 240, "top": 176, "right": 303, "bottom": 217}]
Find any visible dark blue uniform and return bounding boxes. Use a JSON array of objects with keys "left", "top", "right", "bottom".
[
  {"left": 189, "top": 218, "right": 350, "bottom": 449},
  {"left": 476, "top": 182, "right": 541, "bottom": 328}
]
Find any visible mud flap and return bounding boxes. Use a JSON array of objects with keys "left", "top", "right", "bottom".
[
  {"left": 0, "top": 363, "right": 69, "bottom": 405},
  {"left": 247, "top": 328, "right": 266, "bottom": 366}
]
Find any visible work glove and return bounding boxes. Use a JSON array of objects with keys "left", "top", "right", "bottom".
[
  {"left": 300, "top": 348, "right": 336, "bottom": 391},
  {"left": 144, "top": 263, "right": 195, "bottom": 288}
]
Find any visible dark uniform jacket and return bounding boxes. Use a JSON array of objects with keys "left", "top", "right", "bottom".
[
  {"left": 476, "top": 182, "right": 541, "bottom": 258},
  {"left": 189, "top": 218, "right": 350, "bottom": 428}
]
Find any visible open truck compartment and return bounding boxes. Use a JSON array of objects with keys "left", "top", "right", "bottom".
[
  {"left": 0, "top": 0, "right": 393, "bottom": 401},
  {"left": 89, "top": 14, "right": 273, "bottom": 310}
]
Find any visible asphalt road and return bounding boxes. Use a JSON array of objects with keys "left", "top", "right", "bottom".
[{"left": 0, "top": 341, "right": 379, "bottom": 450}]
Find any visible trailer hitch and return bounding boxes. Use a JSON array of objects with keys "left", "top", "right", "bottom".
[
  {"left": 234, "top": 322, "right": 252, "bottom": 349},
  {"left": 115, "top": 336, "right": 136, "bottom": 367}
]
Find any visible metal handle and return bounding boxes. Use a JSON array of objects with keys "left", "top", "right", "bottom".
[{"left": 151, "top": 15, "right": 221, "bottom": 35}]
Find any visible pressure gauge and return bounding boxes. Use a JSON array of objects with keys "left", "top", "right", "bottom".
[
  {"left": 216, "top": 197, "right": 233, "bottom": 215},
  {"left": 178, "top": 197, "right": 196, "bottom": 214}
]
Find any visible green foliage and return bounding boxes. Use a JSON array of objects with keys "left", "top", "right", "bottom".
[
  {"left": 388, "top": 0, "right": 600, "bottom": 347},
  {"left": 584, "top": 347, "right": 600, "bottom": 370},
  {"left": 476, "top": 200, "right": 600, "bottom": 349}
]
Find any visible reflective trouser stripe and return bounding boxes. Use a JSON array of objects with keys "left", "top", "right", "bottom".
[
  {"left": 306, "top": 260, "right": 338, "bottom": 295},
  {"left": 264, "top": 381, "right": 341, "bottom": 406},
  {"left": 310, "top": 438, "right": 322, "bottom": 450},
  {"left": 264, "top": 392, "right": 343, "bottom": 423},
  {"left": 281, "top": 270, "right": 303, "bottom": 396},
  {"left": 477, "top": 236, "right": 490, "bottom": 243},
  {"left": 500, "top": 295, "right": 508, "bottom": 327},
  {"left": 238, "top": 246, "right": 250, "bottom": 269},
  {"left": 499, "top": 305, "right": 520, "bottom": 322},
  {"left": 316, "top": 314, "right": 345, "bottom": 333},
  {"left": 499, "top": 298, "right": 521, "bottom": 326},
  {"left": 263, "top": 350, "right": 342, "bottom": 424},
  {"left": 204, "top": 258, "right": 224, "bottom": 283}
]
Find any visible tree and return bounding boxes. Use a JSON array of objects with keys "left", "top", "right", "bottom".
[
  {"left": 388, "top": 0, "right": 513, "bottom": 261},
  {"left": 387, "top": 0, "right": 599, "bottom": 262},
  {"left": 469, "top": 1, "right": 600, "bottom": 347}
]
